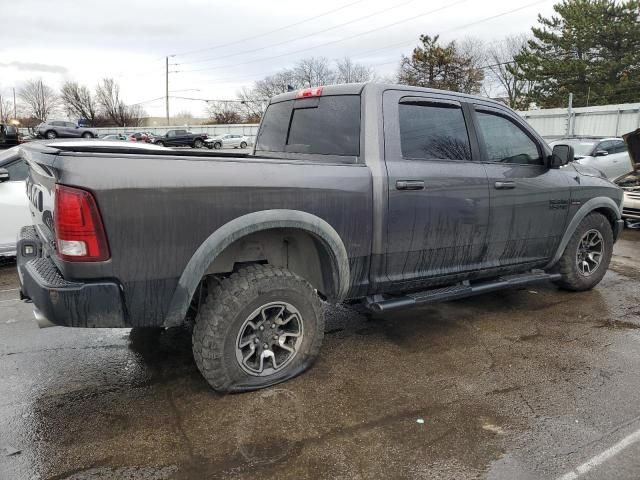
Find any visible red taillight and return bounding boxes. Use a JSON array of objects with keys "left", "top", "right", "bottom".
[
  {"left": 296, "top": 87, "right": 323, "bottom": 99},
  {"left": 54, "top": 184, "right": 110, "bottom": 262}
]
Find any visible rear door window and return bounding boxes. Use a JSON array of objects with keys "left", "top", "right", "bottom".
[
  {"left": 256, "top": 95, "right": 361, "bottom": 157},
  {"left": 398, "top": 102, "right": 471, "bottom": 161}
]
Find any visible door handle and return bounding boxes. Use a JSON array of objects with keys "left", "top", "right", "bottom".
[
  {"left": 396, "top": 180, "right": 425, "bottom": 190},
  {"left": 494, "top": 181, "right": 516, "bottom": 190}
]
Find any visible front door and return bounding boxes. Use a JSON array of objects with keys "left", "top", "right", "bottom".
[
  {"left": 381, "top": 91, "right": 490, "bottom": 290},
  {"left": 472, "top": 105, "right": 571, "bottom": 267}
]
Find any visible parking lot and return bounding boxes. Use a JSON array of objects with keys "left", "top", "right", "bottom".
[{"left": 0, "top": 229, "right": 637, "bottom": 479}]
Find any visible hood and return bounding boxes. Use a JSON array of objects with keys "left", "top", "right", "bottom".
[
  {"left": 623, "top": 128, "right": 640, "bottom": 168},
  {"left": 570, "top": 162, "right": 609, "bottom": 180}
]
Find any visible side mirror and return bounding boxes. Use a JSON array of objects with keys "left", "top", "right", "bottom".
[
  {"left": 595, "top": 150, "right": 609, "bottom": 157},
  {"left": 0, "top": 168, "right": 9, "bottom": 183},
  {"left": 550, "top": 144, "right": 574, "bottom": 168}
]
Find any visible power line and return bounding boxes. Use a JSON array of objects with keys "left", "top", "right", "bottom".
[
  {"left": 178, "top": 0, "right": 472, "bottom": 73},
  {"left": 177, "top": 0, "right": 421, "bottom": 67},
  {"left": 173, "top": 0, "right": 367, "bottom": 58},
  {"left": 351, "top": 0, "right": 550, "bottom": 62}
]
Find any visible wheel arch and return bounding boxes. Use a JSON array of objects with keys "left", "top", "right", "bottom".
[
  {"left": 545, "top": 196, "right": 621, "bottom": 270},
  {"left": 164, "top": 210, "right": 350, "bottom": 326}
]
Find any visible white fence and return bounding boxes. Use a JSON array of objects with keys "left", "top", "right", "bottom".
[{"left": 518, "top": 103, "right": 640, "bottom": 139}]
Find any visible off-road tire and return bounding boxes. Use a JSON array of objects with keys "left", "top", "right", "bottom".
[
  {"left": 192, "top": 265, "right": 324, "bottom": 393},
  {"left": 553, "top": 212, "right": 613, "bottom": 291}
]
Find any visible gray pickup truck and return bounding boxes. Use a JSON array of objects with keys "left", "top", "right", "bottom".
[{"left": 17, "top": 83, "right": 624, "bottom": 392}]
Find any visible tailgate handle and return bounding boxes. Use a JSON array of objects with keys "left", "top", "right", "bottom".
[
  {"left": 494, "top": 181, "right": 516, "bottom": 190},
  {"left": 396, "top": 180, "right": 425, "bottom": 190}
]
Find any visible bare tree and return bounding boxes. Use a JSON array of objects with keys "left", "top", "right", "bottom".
[
  {"left": 95, "top": 78, "right": 146, "bottom": 126},
  {"left": 18, "top": 78, "right": 59, "bottom": 121},
  {"left": 293, "top": 57, "right": 334, "bottom": 87},
  {"left": 60, "top": 81, "right": 99, "bottom": 125},
  {"left": 485, "top": 35, "right": 534, "bottom": 109},
  {"left": 334, "top": 57, "right": 375, "bottom": 83},
  {"left": 237, "top": 86, "right": 268, "bottom": 123},
  {"left": 206, "top": 101, "right": 242, "bottom": 124},
  {"left": 0, "top": 95, "right": 12, "bottom": 123}
]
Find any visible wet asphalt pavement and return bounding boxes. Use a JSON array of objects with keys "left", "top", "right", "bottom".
[{"left": 1, "top": 230, "right": 639, "bottom": 480}]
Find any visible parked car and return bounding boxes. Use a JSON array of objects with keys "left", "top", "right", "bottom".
[
  {"left": 127, "top": 132, "right": 152, "bottom": 143},
  {"left": 100, "top": 134, "right": 127, "bottom": 141},
  {"left": 619, "top": 129, "right": 640, "bottom": 227},
  {"left": 205, "top": 134, "right": 249, "bottom": 149},
  {"left": 153, "top": 129, "right": 208, "bottom": 148},
  {"left": 0, "top": 124, "right": 20, "bottom": 149},
  {"left": 37, "top": 121, "right": 97, "bottom": 139},
  {"left": 16, "top": 83, "right": 625, "bottom": 393},
  {"left": 0, "top": 147, "right": 30, "bottom": 257},
  {"left": 549, "top": 137, "right": 634, "bottom": 181}
]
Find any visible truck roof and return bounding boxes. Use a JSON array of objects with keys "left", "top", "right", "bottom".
[{"left": 270, "top": 82, "right": 511, "bottom": 109}]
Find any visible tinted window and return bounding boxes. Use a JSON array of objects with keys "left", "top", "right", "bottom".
[
  {"left": 476, "top": 111, "right": 542, "bottom": 165},
  {"left": 5, "top": 160, "right": 28, "bottom": 181},
  {"left": 257, "top": 95, "right": 361, "bottom": 157},
  {"left": 399, "top": 102, "right": 471, "bottom": 160},
  {"left": 613, "top": 140, "right": 627, "bottom": 153},
  {"left": 5, "top": 125, "right": 17, "bottom": 135}
]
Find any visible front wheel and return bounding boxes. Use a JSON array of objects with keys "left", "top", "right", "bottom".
[
  {"left": 552, "top": 212, "right": 613, "bottom": 291},
  {"left": 193, "top": 138, "right": 204, "bottom": 149},
  {"left": 213, "top": 142, "right": 222, "bottom": 150},
  {"left": 45, "top": 130, "right": 57, "bottom": 139},
  {"left": 240, "top": 141, "right": 247, "bottom": 149},
  {"left": 154, "top": 140, "right": 165, "bottom": 147},
  {"left": 81, "top": 132, "right": 94, "bottom": 139},
  {"left": 192, "top": 265, "right": 325, "bottom": 393}
]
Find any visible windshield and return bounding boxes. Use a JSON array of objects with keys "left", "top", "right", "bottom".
[
  {"left": 256, "top": 95, "right": 361, "bottom": 157},
  {"left": 550, "top": 139, "right": 596, "bottom": 156}
]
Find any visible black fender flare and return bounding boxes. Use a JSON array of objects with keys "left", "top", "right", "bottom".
[
  {"left": 545, "top": 196, "right": 621, "bottom": 270},
  {"left": 164, "top": 209, "right": 350, "bottom": 326}
]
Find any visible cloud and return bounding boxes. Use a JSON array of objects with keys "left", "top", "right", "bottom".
[{"left": 0, "top": 61, "right": 68, "bottom": 74}]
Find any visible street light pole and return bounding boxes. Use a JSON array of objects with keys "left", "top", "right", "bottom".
[
  {"left": 13, "top": 87, "right": 16, "bottom": 119},
  {"left": 165, "top": 56, "right": 170, "bottom": 126}
]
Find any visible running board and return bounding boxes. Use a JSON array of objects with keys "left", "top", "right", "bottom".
[{"left": 366, "top": 271, "right": 562, "bottom": 313}]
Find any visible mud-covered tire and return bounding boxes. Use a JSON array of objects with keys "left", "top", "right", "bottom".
[
  {"left": 192, "top": 265, "right": 324, "bottom": 393},
  {"left": 552, "top": 212, "right": 613, "bottom": 291}
]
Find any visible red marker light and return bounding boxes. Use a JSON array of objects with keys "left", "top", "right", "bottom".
[{"left": 296, "top": 87, "right": 323, "bottom": 99}]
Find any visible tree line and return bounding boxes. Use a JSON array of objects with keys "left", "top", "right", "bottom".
[{"left": 1, "top": 77, "right": 147, "bottom": 128}]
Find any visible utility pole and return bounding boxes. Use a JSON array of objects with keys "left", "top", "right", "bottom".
[
  {"left": 165, "top": 56, "right": 170, "bottom": 126},
  {"left": 566, "top": 92, "right": 573, "bottom": 137},
  {"left": 12, "top": 88, "right": 16, "bottom": 119}
]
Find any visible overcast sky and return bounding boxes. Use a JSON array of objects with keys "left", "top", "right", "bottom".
[{"left": 1, "top": 0, "right": 556, "bottom": 119}]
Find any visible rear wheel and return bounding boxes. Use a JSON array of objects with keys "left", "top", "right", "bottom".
[
  {"left": 192, "top": 265, "right": 325, "bottom": 393},
  {"left": 213, "top": 142, "right": 222, "bottom": 149},
  {"left": 553, "top": 212, "right": 613, "bottom": 291},
  {"left": 45, "top": 130, "right": 57, "bottom": 139},
  {"left": 240, "top": 141, "right": 247, "bottom": 149},
  {"left": 154, "top": 140, "right": 165, "bottom": 147},
  {"left": 193, "top": 138, "right": 204, "bottom": 149},
  {"left": 81, "top": 132, "right": 94, "bottom": 139}
]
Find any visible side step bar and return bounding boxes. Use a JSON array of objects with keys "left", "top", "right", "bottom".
[{"left": 366, "top": 271, "right": 562, "bottom": 313}]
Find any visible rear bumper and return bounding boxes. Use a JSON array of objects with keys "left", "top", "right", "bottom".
[{"left": 17, "top": 226, "right": 126, "bottom": 328}]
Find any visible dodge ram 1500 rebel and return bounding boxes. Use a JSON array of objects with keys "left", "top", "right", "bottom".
[{"left": 17, "top": 83, "right": 624, "bottom": 392}]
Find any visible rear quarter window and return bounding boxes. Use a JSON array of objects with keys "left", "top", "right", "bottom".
[{"left": 256, "top": 95, "right": 361, "bottom": 158}]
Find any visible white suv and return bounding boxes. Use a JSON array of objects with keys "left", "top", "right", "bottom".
[{"left": 205, "top": 134, "right": 249, "bottom": 149}]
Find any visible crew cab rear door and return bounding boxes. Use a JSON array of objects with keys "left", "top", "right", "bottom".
[
  {"left": 381, "top": 90, "right": 490, "bottom": 288},
  {"left": 470, "top": 103, "right": 571, "bottom": 267}
]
